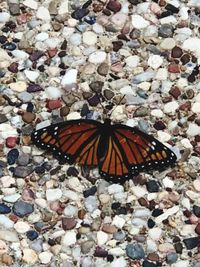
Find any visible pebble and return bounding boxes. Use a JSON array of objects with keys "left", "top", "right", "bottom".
[
  {"left": 46, "top": 189, "right": 62, "bottom": 201},
  {"left": 97, "top": 231, "right": 108, "bottom": 246},
  {"left": 148, "top": 227, "right": 162, "bottom": 240},
  {"left": 83, "top": 31, "right": 97, "bottom": 46},
  {"left": 14, "top": 221, "right": 30, "bottom": 233},
  {"left": 88, "top": 51, "right": 107, "bottom": 64},
  {"left": 132, "top": 15, "right": 150, "bottom": 29},
  {"left": 0, "top": 215, "right": 14, "bottom": 229},
  {"left": 36, "top": 7, "right": 51, "bottom": 20},
  {"left": 61, "top": 69, "right": 78, "bottom": 86},
  {"left": 26, "top": 230, "right": 39, "bottom": 241},
  {"left": 22, "top": 248, "right": 38, "bottom": 264},
  {"left": 148, "top": 55, "right": 163, "bottom": 69},
  {"left": 0, "top": 203, "right": 11, "bottom": 214},
  {"left": 12, "top": 200, "right": 34, "bottom": 218},
  {"left": 62, "top": 231, "right": 77, "bottom": 247},
  {"left": 39, "top": 251, "right": 53, "bottom": 264},
  {"left": 164, "top": 101, "right": 179, "bottom": 114},
  {"left": 126, "top": 243, "right": 145, "bottom": 259}
]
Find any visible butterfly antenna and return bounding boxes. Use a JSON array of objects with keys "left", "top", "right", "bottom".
[{"left": 108, "top": 94, "right": 126, "bottom": 117}]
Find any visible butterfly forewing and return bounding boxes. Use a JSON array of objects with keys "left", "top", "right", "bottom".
[{"left": 31, "top": 120, "right": 101, "bottom": 165}]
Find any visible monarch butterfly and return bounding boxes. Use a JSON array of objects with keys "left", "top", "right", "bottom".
[{"left": 31, "top": 119, "right": 177, "bottom": 184}]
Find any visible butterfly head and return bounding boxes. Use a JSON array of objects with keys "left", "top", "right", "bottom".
[{"left": 104, "top": 118, "right": 111, "bottom": 125}]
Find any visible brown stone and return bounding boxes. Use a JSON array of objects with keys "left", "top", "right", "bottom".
[
  {"left": 169, "top": 86, "right": 181, "bottom": 99},
  {"left": 97, "top": 63, "right": 109, "bottom": 76},
  {"left": 102, "top": 223, "right": 117, "bottom": 234},
  {"left": 78, "top": 209, "right": 86, "bottom": 219},
  {"left": 60, "top": 106, "right": 70, "bottom": 116},
  {"left": 195, "top": 223, "right": 200, "bottom": 235},
  {"left": 6, "top": 137, "right": 17, "bottom": 148},
  {"left": 171, "top": 46, "right": 183, "bottom": 58},
  {"left": 1, "top": 254, "right": 13, "bottom": 266},
  {"left": 62, "top": 218, "right": 77, "bottom": 230},
  {"left": 46, "top": 100, "right": 62, "bottom": 110},
  {"left": 22, "top": 112, "right": 36, "bottom": 123},
  {"left": 138, "top": 197, "right": 148, "bottom": 207},
  {"left": 168, "top": 63, "right": 180, "bottom": 73},
  {"left": 147, "top": 252, "right": 160, "bottom": 262}
]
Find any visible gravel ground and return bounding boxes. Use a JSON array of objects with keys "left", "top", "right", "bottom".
[{"left": 0, "top": 0, "right": 200, "bottom": 266}]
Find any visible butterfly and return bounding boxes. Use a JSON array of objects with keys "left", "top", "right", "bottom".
[{"left": 31, "top": 119, "right": 177, "bottom": 184}]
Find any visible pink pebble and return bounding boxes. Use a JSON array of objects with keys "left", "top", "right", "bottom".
[{"left": 6, "top": 137, "right": 17, "bottom": 148}]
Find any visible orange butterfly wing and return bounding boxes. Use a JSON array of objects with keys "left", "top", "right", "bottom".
[
  {"left": 99, "top": 124, "right": 177, "bottom": 183},
  {"left": 31, "top": 120, "right": 101, "bottom": 166}
]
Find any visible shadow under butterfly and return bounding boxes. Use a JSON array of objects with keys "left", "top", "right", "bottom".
[{"left": 31, "top": 118, "right": 177, "bottom": 184}]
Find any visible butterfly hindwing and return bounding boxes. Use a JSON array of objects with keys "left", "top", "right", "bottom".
[{"left": 31, "top": 120, "right": 101, "bottom": 165}]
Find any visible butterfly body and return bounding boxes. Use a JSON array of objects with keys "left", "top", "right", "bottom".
[{"left": 31, "top": 119, "right": 177, "bottom": 184}]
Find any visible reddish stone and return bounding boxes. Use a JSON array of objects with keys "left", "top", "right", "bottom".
[
  {"left": 8, "top": 62, "right": 18, "bottom": 73},
  {"left": 179, "top": 101, "right": 191, "bottom": 111},
  {"left": 47, "top": 48, "right": 57, "bottom": 58},
  {"left": 195, "top": 223, "right": 200, "bottom": 235},
  {"left": 169, "top": 86, "right": 181, "bottom": 99},
  {"left": 46, "top": 99, "right": 62, "bottom": 110},
  {"left": 194, "top": 146, "right": 200, "bottom": 155},
  {"left": 102, "top": 224, "right": 117, "bottom": 234},
  {"left": 6, "top": 137, "right": 17, "bottom": 148},
  {"left": 22, "top": 188, "right": 35, "bottom": 201},
  {"left": 106, "top": 0, "right": 121, "bottom": 12},
  {"left": 78, "top": 209, "right": 86, "bottom": 219},
  {"left": 22, "top": 112, "right": 36, "bottom": 123},
  {"left": 168, "top": 63, "right": 180, "bottom": 73},
  {"left": 171, "top": 46, "right": 183, "bottom": 58},
  {"left": 62, "top": 217, "right": 77, "bottom": 230}
]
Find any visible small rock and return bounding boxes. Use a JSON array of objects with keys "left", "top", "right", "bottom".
[
  {"left": 107, "top": 0, "right": 121, "bottom": 12},
  {"left": 14, "top": 166, "right": 33, "bottom": 178},
  {"left": 97, "top": 231, "right": 108, "bottom": 246},
  {"left": 46, "top": 189, "right": 62, "bottom": 201},
  {"left": 6, "top": 137, "right": 17, "bottom": 148},
  {"left": 12, "top": 200, "right": 34, "bottom": 218},
  {"left": 97, "top": 63, "right": 109, "bottom": 76},
  {"left": 0, "top": 215, "right": 14, "bottom": 229},
  {"left": 62, "top": 231, "right": 77, "bottom": 247},
  {"left": 193, "top": 205, "right": 200, "bottom": 217},
  {"left": 7, "top": 149, "right": 19, "bottom": 165},
  {"left": 39, "top": 251, "right": 52, "bottom": 264},
  {"left": 83, "top": 31, "right": 97, "bottom": 46},
  {"left": 126, "top": 243, "right": 145, "bottom": 259},
  {"left": 14, "top": 221, "right": 30, "bottom": 233},
  {"left": 166, "top": 252, "right": 178, "bottom": 264},
  {"left": 146, "top": 180, "right": 160, "bottom": 192},
  {"left": 88, "top": 51, "right": 107, "bottom": 64},
  {"left": 62, "top": 218, "right": 77, "bottom": 230},
  {"left": 183, "top": 237, "right": 200, "bottom": 249},
  {"left": 132, "top": 15, "right": 150, "bottom": 29},
  {"left": 22, "top": 248, "right": 38, "bottom": 264},
  {"left": 148, "top": 55, "right": 163, "bottom": 69},
  {"left": 148, "top": 227, "right": 162, "bottom": 240},
  {"left": 36, "top": 6, "right": 51, "bottom": 20},
  {"left": 26, "top": 230, "right": 39, "bottom": 241}
]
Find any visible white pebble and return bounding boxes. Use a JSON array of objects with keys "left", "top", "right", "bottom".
[
  {"left": 97, "top": 231, "right": 108, "bottom": 246},
  {"left": 88, "top": 51, "right": 107, "bottom": 64},
  {"left": 132, "top": 15, "right": 150, "bottom": 29},
  {"left": 39, "top": 252, "right": 53, "bottom": 264},
  {"left": 0, "top": 215, "right": 14, "bottom": 229},
  {"left": 92, "top": 23, "right": 104, "bottom": 34},
  {"left": 181, "top": 197, "right": 190, "bottom": 209},
  {"left": 0, "top": 12, "right": 10, "bottom": 23},
  {"left": 109, "top": 248, "right": 125, "bottom": 256},
  {"left": 179, "top": 6, "right": 189, "bottom": 20},
  {"left": 45, "top": 86, "right": 63, "bottom": 99},
  {"left": 35, "top": 198, "right": 47, "bottom": 208},
  {"left": 148, "top": 55, "right": 163, "bottom": 69},
  {"left": 151, "top": 109, "right": 164, "bottom": 118},
  {"left": 193, "top": 179, "right": 200, "bottom": 192},
  {"left": 157, "top": 131, "right": 171, "bottom": 142},
  {"left": 12, "top": 50, "right": 29, "bottom": 60},
  {"left": 146, "top": 239, "right": 157, "bottom": 253},
  {"left": 108, "top": 184, "right": 124, "bottom": 194},
  {"left": 35, "top": 32, "right": 49, "bottom": 41},
  {"left": 155, "top": 68, "right": 168, "bottom": 80},
  {"left": 186, "top": 123, "right": 200, "bottom": 136},
  {"left": 23, "top": 0, "right": 38, "bottom": 9},
  {"left": 3, "top": 193, "right": 21, "bottom": 203},
  {"left": 14, "top": 221, "right": 30, "bottom": 233},
  {"left": 22, "top": 249, "right": 38, "bottom": 264},
  {"left": 160, "top": 15, "right": 177, "bottom": 24},
  {"left": 67, "top": 112, "right": 81, "bottom": 120},
  {"left": 162, "top": 177, "right": 174, "bottom": 188},
  {"left": 155, "top": 206, "right": 179, "bottom": 224},
  {"left": 61, "top": 69, "right": 78, "bottom": 86},
  {"left": 69, "top": 33, "right": 82, "bottom": 46},
  {"left": 164, "top": 101, "right": 179, "bottom": 114},
  {"left": 191, "top": 102, "right": 200, "bottom": 114},
  {"left": 110, "top": 257, "right": 127, "bottom": 267},
  {"left": 180, "top": 225, "right": 195, "bottom": 236},
  {"left": 180, "top": 138, "right": 193, "bottom": 149},
  {"left": 173, "top": 260, "right": 190, "bottom": 267},
  {"left": 58, "top": 1, "right": 70, "bottom": 15},
  {"left": 112, "top": 215, "right": 125, "bottom": 229},
  {"left": 83, "top": 31, "right": 97, "bottom": 46},
  {"left": 148, "top": 227, "right": 162, "bottom": 240},
  {"left": 24, "top": 70, "right": 39, "bottom": 82},
  {"left": 36, "top": 7, "right": 50, "bottom": 20},
  {"left": 183, "top": 37, "right": 200, "bottom": 62},
  {"left": 120, "top": 85, "right": 134, "bottom": 95},
  {"left": 62, "top": 231, "right": 77, "bottom": 247},
  {"left": 63, "top": 204, "right": 78, "bottom": 217},
  {"left": 111, "top": 13, "right": 127, "bottom": 28},
  {"left": 160, "top": 38, "right": 176, "bottom": 50},
  {"left": 9, "top": 81, "right": 27, "bottom": 92},
  {"left": 125, "top": 55, "right": 140, "bottom": 68},
  {"left": 46, "top": 189, "right": 62, "bottom": 201},
  {"left": 131, "top": 186, "right": 147, "bottom": 198}
]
